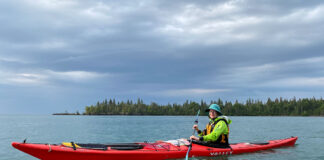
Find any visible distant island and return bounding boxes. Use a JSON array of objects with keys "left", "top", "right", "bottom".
[
  {"left": 54, "top": 97, "right": 324, "bottom": 116},
  {"left": 53, "top": 111, "right": 81, "bottom": 115}
]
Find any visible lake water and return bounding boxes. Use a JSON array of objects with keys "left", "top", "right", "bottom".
[{"left": 1, "top": 115, "right": 323, "bottom": 160}]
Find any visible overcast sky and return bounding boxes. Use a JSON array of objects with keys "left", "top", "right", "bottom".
[{"left": 1, "top": 0, "right": 324, "bottom": 114}]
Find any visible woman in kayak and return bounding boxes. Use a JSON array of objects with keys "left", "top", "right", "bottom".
[{"left": 190, "top": 104, "right": 232, "bottom": 148}]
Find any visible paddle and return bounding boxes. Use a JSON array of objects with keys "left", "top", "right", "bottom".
[{"left": 185, "top": 109, "right": 200, "bottom": 160}]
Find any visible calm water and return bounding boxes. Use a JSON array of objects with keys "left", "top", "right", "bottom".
[{"left": 1, "top": 115, "right": 323, "bottom": 160}]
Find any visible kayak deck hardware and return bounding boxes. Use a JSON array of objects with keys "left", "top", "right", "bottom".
[
  {"left": 48, "top": 144, "right": 52, "bottom": 152},
  {"left": 71, "top": 142, "right": 77, "bottom": 150}
]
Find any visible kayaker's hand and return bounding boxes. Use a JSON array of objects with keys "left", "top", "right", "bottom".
[
  {"left": 190, "top": 136, "right": 199, "bottom": 141},
  {"left": 192, "top": 125, "right": 199, "bottom": 131}
]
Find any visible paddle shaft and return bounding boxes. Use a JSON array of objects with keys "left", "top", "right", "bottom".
[{"left": 185, "top": 110, "right": 200, "bottom": 160}]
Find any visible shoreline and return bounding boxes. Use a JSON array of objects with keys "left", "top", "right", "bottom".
[{"left": 52, "top": 114, "right": 324, "bottom": 117}]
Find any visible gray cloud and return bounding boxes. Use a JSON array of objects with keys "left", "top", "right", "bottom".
[{"left": 1, "top": 0, "right": 324, "bottom": 113}]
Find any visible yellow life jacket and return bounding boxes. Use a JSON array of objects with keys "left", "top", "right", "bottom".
[{"left": 204, "top": 119, "right": 229, "bottom": 145}]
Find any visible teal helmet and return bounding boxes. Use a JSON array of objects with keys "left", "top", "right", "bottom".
[{"left": 205, "top": 104, "right": 222, "bottom": 115}]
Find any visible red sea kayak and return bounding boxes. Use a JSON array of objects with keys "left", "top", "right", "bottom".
[{"left": 12, "top": 136, "right": 297, "bottom": 160}]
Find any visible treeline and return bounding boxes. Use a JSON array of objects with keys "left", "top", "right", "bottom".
[{"left": 83, "top": 97, "right": 324, "bottom": 116}]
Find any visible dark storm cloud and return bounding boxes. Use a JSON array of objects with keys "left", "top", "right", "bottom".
[{"left": 1, "top": 0, "right": 324, "bottom": 113}]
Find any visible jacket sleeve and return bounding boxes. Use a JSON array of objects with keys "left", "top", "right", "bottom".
[
  {"left": 198, "top": 124, "right": 209, "bottom": 136},
  {"left": 198, "top": 129, "right": 207, "bottom": 136},
  {"left": 201, "top": 121, "right": 227, "bottom": 142}
]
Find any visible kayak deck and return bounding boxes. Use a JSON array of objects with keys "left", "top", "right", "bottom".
[{"left": 12, "top": 136, "right": 297, "bottom": 160}]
